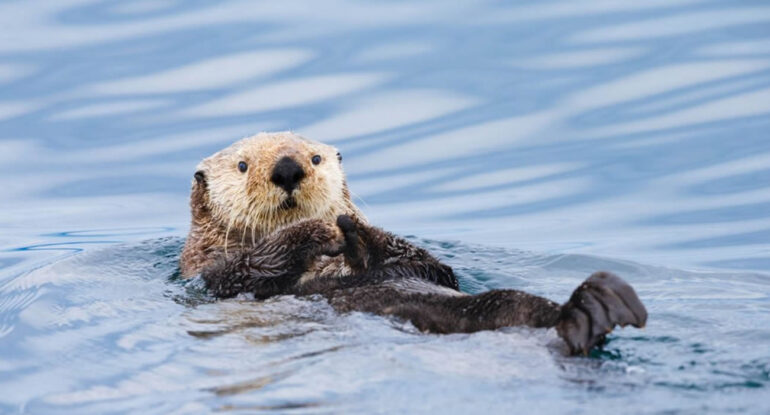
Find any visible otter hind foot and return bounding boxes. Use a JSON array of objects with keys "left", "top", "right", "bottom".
[{"left": 557, "top": 272, "right": 647, "bottom": 356}]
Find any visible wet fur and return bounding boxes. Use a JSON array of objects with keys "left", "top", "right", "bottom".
[
  {"left": 187, "top": 132, "right": 648, "bottom": 355},
  {"left": 202, "top": 216, "right": 648, "bottom": 355}
]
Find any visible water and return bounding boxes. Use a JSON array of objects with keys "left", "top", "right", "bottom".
[{"left": 1, "top": 0, "right": 769, "bottom": 413}]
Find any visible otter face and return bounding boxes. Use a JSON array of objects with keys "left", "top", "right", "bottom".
[{"left": 195, "top": 132, "right": 347, "bottom": 239}]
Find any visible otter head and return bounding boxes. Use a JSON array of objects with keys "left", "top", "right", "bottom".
[
  {"left": 196, "top": 131, "right": 355, "bottom": 237},
  {"left": 181, "top": 132, "right": 362, "bottom": 276}
]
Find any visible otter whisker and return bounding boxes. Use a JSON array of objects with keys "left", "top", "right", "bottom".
[
  {"left": 348, "top": 188, "right": 370, "bottom": 210},
  {"left": 240, "top": 217, "right": 247, "bottom": 247},
  {"left": 247, "top": 202, "right": 258, "bottom": 246},
  {"left": 224, "top": 215, "right": 235, "bottom": 257}
]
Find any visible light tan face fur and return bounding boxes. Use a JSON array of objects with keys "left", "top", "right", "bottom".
[{"left": 197, "top": 132, "right": 349, "bottom": 243}]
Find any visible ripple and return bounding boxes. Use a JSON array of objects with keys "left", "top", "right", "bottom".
[
  {"left": 88, "top": 49, "right": 314, "bottom": 94},
  {"left": 45, "top": 227, "right": 175, "bottom": 238},
  {"left": 2, "top": 0, "right": 770, "bottom": 413},
  {"left": 573, "top": 7, "right": 770, "bottom": 42},
  {"left": 178, "top": 72, "right": 388, "bottom": 118},
  {"left": 0, "top": 237, "right": 767, "bottom": 413}
]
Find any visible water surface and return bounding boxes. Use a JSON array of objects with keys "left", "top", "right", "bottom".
[{"left": 1, "top": 0, "right": 769, "bottom": 413}]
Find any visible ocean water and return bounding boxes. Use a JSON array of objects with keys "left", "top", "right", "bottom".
[{"left": 0, "top": 0, "right": 769, "bottom": 413}]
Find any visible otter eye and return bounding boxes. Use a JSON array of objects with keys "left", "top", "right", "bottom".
[
  {"left": 238, "top": 161, "right": 248, "bottom": 173},
  {"left": 336, "top": 152, "right": 342, "bottom": 162},
  {"left": 311, "top": 155, "right": 322, "bottom": 165}
]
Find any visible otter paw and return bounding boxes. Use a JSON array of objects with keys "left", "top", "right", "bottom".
[
  {"left": 276, "top": 219, "right": 344, "bottom": 260},
  {"left": 335, "top": 214, "right": 366, "bottom": 270},
  {"left": 556, "top": 271, "right": 647, "bottom": 356},
  {"left": 301, "top": 220, "right": 345, "bottom": 257}
]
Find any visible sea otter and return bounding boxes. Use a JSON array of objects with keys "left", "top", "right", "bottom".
[{"left": 183, "top": 132, "right": 647, "bottom": 355}]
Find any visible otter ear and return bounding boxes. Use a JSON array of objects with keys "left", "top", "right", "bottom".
[
  {"left": 190, "top": 170, "right": 210, "bottom": 217},
  {"left": 194, "top": 170, "right": 206, "bottom": 186}
]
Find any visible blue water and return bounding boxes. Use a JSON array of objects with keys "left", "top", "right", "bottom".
[{"left": 1, "top": 0, "right": 769, "bottom": 413}]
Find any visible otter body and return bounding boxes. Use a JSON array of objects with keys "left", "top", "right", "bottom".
[{"left": 185, "top": 132, "right": 647, "bottom": 355}]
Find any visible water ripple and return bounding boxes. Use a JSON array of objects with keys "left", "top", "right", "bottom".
[{"left": 1, "top": 0, "right": 770, "bottom": 413}]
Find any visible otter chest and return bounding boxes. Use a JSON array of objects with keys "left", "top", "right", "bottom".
[{"left": 299, "top": 255, "right": 352, "bottom": 284}]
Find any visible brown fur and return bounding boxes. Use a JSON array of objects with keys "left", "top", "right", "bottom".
[
  {"left": 180, "top": 132, "right": 365, "bottom": 277},
  {"left": 200, "top": 214, "right": 648, "bottom": 356},
  {"left": 186, "top": 133, "right": 648, "bottom": 355}
]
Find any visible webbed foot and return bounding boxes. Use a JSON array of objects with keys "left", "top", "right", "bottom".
[{"left": 556, "top": 271, "right": 647, "bottom": 356}]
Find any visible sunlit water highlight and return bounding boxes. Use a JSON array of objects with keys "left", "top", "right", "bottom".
[{"left": 1, "top": 0, "right": 769, "bottom": 413}]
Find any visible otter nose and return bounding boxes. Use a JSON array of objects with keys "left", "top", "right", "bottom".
[{"left": 270, "top": 156, "right": 305, "bottom": 194}]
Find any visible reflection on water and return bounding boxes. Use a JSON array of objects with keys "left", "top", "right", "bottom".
[{"left": 0, "top": 0, "right": 769, "bottom": 413}]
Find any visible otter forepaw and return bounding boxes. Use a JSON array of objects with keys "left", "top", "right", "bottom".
[
  {"left": 335, "top": 214, "right": 366, "bottom": 271},
  {"left": 315, "top": 215, "right": 355, "bottom": 257},
  {"left": 556, "top": 272, "right": 647, "bottom": 356},
  {"left": 274, "top": 219, "right": 345, "bottom": 264}
]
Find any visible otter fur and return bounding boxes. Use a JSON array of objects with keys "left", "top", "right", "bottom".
[
  {"left": 185, "top": 132, "right": 648, "bottom": 355},
  {"left": 180, "top": 131, "right": 364, "bottom": 277}
]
